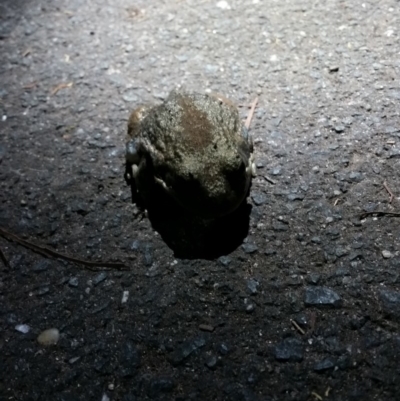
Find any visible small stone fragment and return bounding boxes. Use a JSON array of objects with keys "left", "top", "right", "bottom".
[
  {"left": 314, "top": 358, "right": 335, "bottom": 372},
  {"left": 264, "top": 248, "right": 276, "bottom": 256},
  {"left": 272, "top": 221, "right": 288, "bottom": 232},
  {"left": 382, "top": 250, "right": 393, "bottom": 259},
  {"left": 68, "top": 277, "right": 79, "bottom": 287},
  {"left": 274, "top": 337, "right": 304, "bottom": 362},
  {"left": 287, "top": 192, "right": 305, "bottom": 201},
  {"left": 218, "top": 256, "right": 231, "bottom": 266},
  {"left": 216, "top": 1, "right": 231, "bottom": 10},
  {"left": 348, "top": 171, "right": 363, "bottom": 183},
  {"left": 121, "top": 290, "right": 129, "bottom": 304},
  {"left": 205, "top": 355, "right": 218, "bottom": 370},
  {"left": 304, "top": 286, "right": 342, "bottom": 308},
  {"left": 37, "top": 328, "right": 60, "bottom": 345},
  {"left": 271, "top": 166, "right": 282, "bottom": 176},
  {"left": 334, "top": 125, "right": 345, "bottom": 133},
  {"left": 32, "top": 260, "right": 51, "bottom": 272},
  {"left": 241, "top": 243, "right": 258, "bottom": 254},
  {"left": 93, "top": 272, "right": 107, "bottom": 286},
  {"left": 379, "top": 289, "right": 400, "bottom": 320},
  {"left": 199, "top": 324, "right": 214, "bottom": 332},
  {"left": 122, "top": 89, "right": 138, "bottom": 103},
  {"left": 247, "top": 279, "right": 259, "bottom": 294},
  {"left": 335, "top": 247, "right": 349, "bottom": 258},
  {"left": 251, "top": 192, "right": 267, "bottom": 206},
  {"left": 15, "top": 324, "right": 30, "bottom": 334},
  {"left": 306, "top": 273, "right": 321, "bottom": 285},
  {"left": 217, "top": 342, "right": 230, "bottom": 355}
]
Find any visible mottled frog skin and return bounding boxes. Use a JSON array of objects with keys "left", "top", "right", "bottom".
[{"left": 125, "top": 89, "right": 255, "bottom": 218}]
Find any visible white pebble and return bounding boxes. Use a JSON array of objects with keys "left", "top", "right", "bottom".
[
  {"left": 37, "top": 328, "right": 60, "bottom": 345},
  {"left": 15, "top": 324, "right": 30, "bottom": 334},
  {"left": 2, "top": 115, "right": 7, "bottom": 122},
  {"left": 382, "top": 250, "right": 393, "bottom": 259},
  {"left": 121, "top": 290, "right": 129, "bottom": 304},
  {"left": 216, "top": 1, "right": 231, "bottom": 10},
  {"left": 101, "top": 394, "right": 110, "bottom": 401}
]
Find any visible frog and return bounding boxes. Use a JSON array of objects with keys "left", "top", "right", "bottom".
[{"left": 125, "top": 89, "right": 255, "bottom": 219}]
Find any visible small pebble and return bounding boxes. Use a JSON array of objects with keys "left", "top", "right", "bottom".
[
  {"left": 68, "top": 277, "right": 79, "bottom": 287},
  {"left": 199, "top": 324, "right": 214, "bottom": 332},
  {"left": 205, "top": 355, "right": 218, "bottom": 370},
  {"left": 314, "top": 358, "right": 335, "bottom": 372},
  {"left": 246, "top": 304, "right": 255, "bottom": 313},
  {"left": 382, "top": 250, "right": 393, "bottom": 259},
  {"left": 216, "top": 1, "right": 231, "bottom": 10},
  {"left": 251, "top": 192, "right": 267, "bottom": 206},
  {"left": 122, "top": 89, "right": 138, "bottom": 103},
  {"left": 304, "top": 286, "right": 342, "bottom": 308},
  {"left": 121, "top": 290, "right": 129, "bottom": 304},
  {"left": 242, "top": 243, "right": 258, "bottom": 254},
  {"left": 271, "top": 166, "right": 282, "bottom": 176},
  {"left": 247, "top": 279, "right": 259, "bottom": 294},
  {"left": 217, "top": 343, "right": 230, "bottom": 355},
  {"left": 37, "top": 328, "right": 60, "bottom": 345},
  {"left": 15, "top": 324, "right": 30, "bottom": 334},
  {"left": 218, "top": 256, "right": 231, "bottom": 266},
  {"left": 93, "top": 272, "right": 107, "bottom": 286}
]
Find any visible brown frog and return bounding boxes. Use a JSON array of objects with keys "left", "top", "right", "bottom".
[{"left": 125, "top": 89, "right": 255, "bottom": 219}]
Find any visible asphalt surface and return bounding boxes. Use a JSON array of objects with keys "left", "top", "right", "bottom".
[{"left": 1, "top": 0, "right": 400, "bottom": 400}]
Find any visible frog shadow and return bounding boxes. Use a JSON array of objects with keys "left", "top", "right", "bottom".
[{"left": 127, "top": 175, "right": 251, "bottom": 259}]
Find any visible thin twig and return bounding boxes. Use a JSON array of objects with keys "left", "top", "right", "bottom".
[
  {"left": 22, "top": 48, "right": 32, "bottom": 57},
  {"left": 0, "top": 226, "right": 127, "bottom": 270},
  {"left": 311, "top": 392, "right": 323, "bottom": 401},
  {"left": 263, "top": 175, "right": 276, "bottom": 185},
  {"left": 245, "top": 97, "right": 258, "bottom": 129},
  {"left": 0, "top": 248, "right": 10, "bottom": 268},
  {"left": 383, "top": 181, "right": 395, "bottom": 203},
  {"left": 291, "top": 319, "right": 305, "bottom": 335},
  {"left": 360, "top": 211, "right": 400, "bottom": 219},
  {"left": 50, "top": 82, "right": 73, "bottom": 96}
]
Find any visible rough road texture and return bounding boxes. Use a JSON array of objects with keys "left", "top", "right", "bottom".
[{"left": 1, "top": 0, "right": 400, "bottom": 400}]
